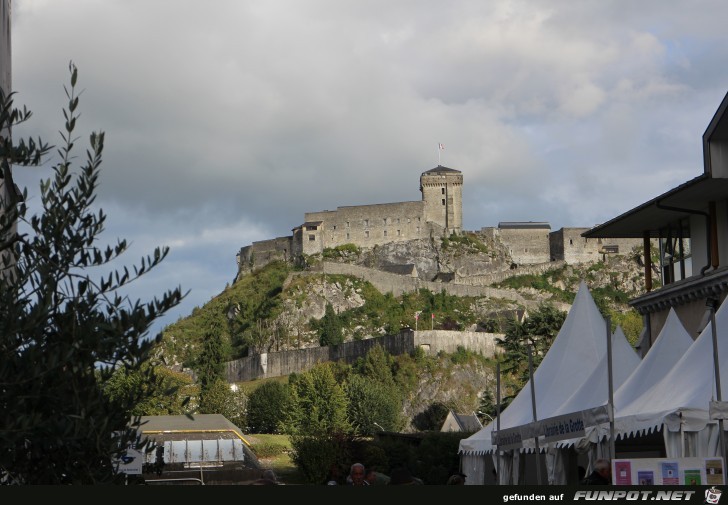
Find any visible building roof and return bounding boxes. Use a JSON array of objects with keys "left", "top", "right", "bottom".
[
  {"left": 137, "top": 414, "right": 259, "bottom": 468},
  {"left": 139, "top": 414, "right": 250, "bottom": 445},
  {"left": 498, "top": 221, "right": 551, "bottom": 230},
  {"left": 582, "top": 174, "right": 728, "bottom": 239},
  {"left": 703, "top": 91, "right": 728, "bottom": 172},
  {"left": 451, "top": 412, "right": 483, "bottom": 432},
  {"left": 422, "top": 165, "right": 461, "bottom": 174}
]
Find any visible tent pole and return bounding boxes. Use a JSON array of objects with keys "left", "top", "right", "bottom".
[
  {"left": 496, "top": 360, "right": 502, "bottom": 485},
  {"left": 527, "top": 344, "right": 543, "bottom": 485},
  {"left": 708, "top": 297, "right": 727, "bottom": 480},
  {"left": 607, "top": 316, "right": 615, "bottom": 463}
]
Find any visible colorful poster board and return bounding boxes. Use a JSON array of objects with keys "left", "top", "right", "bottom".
[{"left": 611, "top": 457, "right": 724, "bottom": 486}]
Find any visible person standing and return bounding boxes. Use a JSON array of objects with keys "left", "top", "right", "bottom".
[
  {"left": 348, "top": 462, "right": 369, "bottom": 486},
  {"left": 580, "top": 459, "right": 612, "bottom": 485}
]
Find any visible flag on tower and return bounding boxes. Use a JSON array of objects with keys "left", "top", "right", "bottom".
[
  {"left": 438, "top": 143, "right": 445, "bottom": 150},
  {"left": 431, "top": 313, "right": 435, "bottom": 319}
]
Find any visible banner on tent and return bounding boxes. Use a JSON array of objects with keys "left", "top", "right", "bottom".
[
  {"left": 539, "top": 411, "right": 586, "bottom": 443},
  {"left": 492, "top": 425, "right": 534, "bottom": 450},
  {"left": 492, "top": 405, "right": 611, "bottom": 448}
]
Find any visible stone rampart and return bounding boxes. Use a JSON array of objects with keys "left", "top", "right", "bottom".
[
  {"left": 225, "top": 329, "right": 500, "bottom": 382},
  {"left": 549, "top": 228, "right": 645, "bottom": 263},
  {"left": 490, "top": 227, "right": 552, "bottom": 265},
  {"left": 319, "top": 262, "right": 533, "bottom": 303},
  {"left": 453, "top": 261, "right": 566, "bottom": 286}
]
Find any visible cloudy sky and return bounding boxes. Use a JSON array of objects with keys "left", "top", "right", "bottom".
[{"left": 9, "top": 0, "right": 728, "bottom": 336}]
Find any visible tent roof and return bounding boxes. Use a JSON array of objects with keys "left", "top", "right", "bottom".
[
  {"left": 550, "top": 326, "right": 640, "bottom": 420},
  {"left": 552, "top": 308, "right": 696, "bottom": 448},
  {"left": 613, "top": 308, "right": 694, "bottom": 413},
  {"left": 459, "top": 281, "right": 607, "bottom": 455},
  {"left": 612, "top": 300, "right": 728, "bottom": 437}
]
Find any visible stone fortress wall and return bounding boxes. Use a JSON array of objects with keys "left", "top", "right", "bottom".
[
  {"left": 549, "top": 227, "right": 644, "bottom": 264},
  {"left": 226, "top": 329, "right": 499, "bottom": 383},
  {"left": 302, "top": 200, "right": 429, "bottom": 255}
]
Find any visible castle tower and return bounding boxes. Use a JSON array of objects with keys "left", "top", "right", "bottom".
[{"left": 420, "top": 165, "right": 463, "bottom": 235}]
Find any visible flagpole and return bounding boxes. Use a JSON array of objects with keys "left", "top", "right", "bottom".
[{"left": 438, "top": 144, "right": 441, "bottom": 165}]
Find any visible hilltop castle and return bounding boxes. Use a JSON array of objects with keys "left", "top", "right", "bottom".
[
  {"left": 237, "top": 166, "right": 464, "bottom": 269},
  {"left": 237, "top": 166, "right": 644, "bottom": 278}
]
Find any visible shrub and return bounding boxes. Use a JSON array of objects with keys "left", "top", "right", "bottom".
[{"left": 247, "top": 381, "right": 292, "bottom": 434}]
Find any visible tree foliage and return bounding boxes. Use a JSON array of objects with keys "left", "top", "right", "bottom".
[
  {"left": 0, "top": 64, "right": 184, "bottom": 484},
  {"left": 246, "top": 380, "right": 293, "bottom": 434},
  {"left": 283, "top": 363, "right": 350, "bottom": 436},
  {"left": 198, "top": 379, "right": 247, "bottom": 429},
  {"left": 317, "top": 302, "right": 343, "bottom": 346},
  {"left": 345, "top": 374, "right": 404, "bottom": 435},
  {"left": 495, "top": 303, "right": 566, "bottom": 402},
  {"left": 103, "top": 364, "right": 195, "bottom": 417},
  {"left": 195, "top": 320, "right": 228, "bottom": 396},
  {"left": 353, "top": 343, "right": 395, "bottom": 388}
]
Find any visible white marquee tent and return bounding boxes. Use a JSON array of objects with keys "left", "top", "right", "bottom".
[
  {"left": 552, "top": 308, "right": 694, "bottom": 451},
  {"left": 459, "top": 284, "right": 728, "bottom": 485},
  {"left": 459, "top": 281, "right": 609, "bottom": 484},
  {"left": 541, "top": 326, "right": 641, "bottom": 484},
  {"left": 540, "top": 312, "right": 696, "bottom": 484},
  {"left": 607, "top": 299, "right": 728, "bottom": 458}
]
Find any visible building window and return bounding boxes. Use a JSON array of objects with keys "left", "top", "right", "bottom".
[
  {"left": 417, "top": 227, "right": 420, "bottom": 233},
  {"left": 364, "top": 219, "right": 369, "bottom": 227},
  {"left": 441, "top": 188, "right": 445, "bottom": 194},
  {"left": 333, "top": 225, "right": 337, "bottom": 230},
  {"left": 442, "top": 199, "right": 445, "bottom": 205},
  {"left": 397, "top": 230, "right": 401, "bottom": 236},
  {"left": 308, "top": 225, "right": 318, "bottom": 231},
  {"left": 417, "top": 217, "right": 421, "bottom": 222},
  {"left": 309, "top": 235, "right": 316, "bottom": 241},
  {"left": 397, "top": 218, "right": 400, "bottom": 224},
  {"left": 569, "top": 239, "right": 573, "bottom": 245},
  {"left": 346, "top": 221, "right": 350, "bottom": 227},
  {"left": 384, "top": 218, "right": 387, "bottom": 225},
  {"left": 408, "top": 218, "right": 411, "bottom": 223},
  {"left": 346, "top": 233, "right": 350, "bottom": 240},
  {"left": 365, "top": 230, "right": 369, "bottom": 238},
  {"left": 384, "top": 230, "right": 387, "bottom": 238}
]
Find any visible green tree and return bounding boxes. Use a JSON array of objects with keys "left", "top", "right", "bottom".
[
  {"left": 318, "top": 302, "right": 343, "bottom": 346},
  {"left": 197, "top": 379, "right": 247, "bottom": 429},
  {"left": 411, "top": 401, "right": 450, "bottom": 431},
  {"left": 345, "top": 374, "right": 403, "bottom": 435},
  {"left": 104, "top": 364, "right": 195, "bottom": 416},
  {"left": 0, "top": 64, "right": 184, "bottom": 484},
  {"left": 496, "top": 303, "right": 566, "bottom": 401},
  {"left": 285, "top": 364, "right": 352, "bottom": 484},
  {"left": 195, "top": 320, "right": 228, "bottom": 409},
  {"left": 353, "top": 343, "right": 395, "bottom": 388},
  {"left": 247, "top": 381, "right": 293, "bottom": 434},
  {"left": 284, "top": 363, "right": 350, "bottom": 436},
  {"left": 477, "top": 389, "right": 500, "bottom": 423}
]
